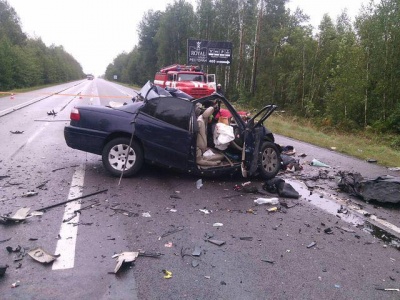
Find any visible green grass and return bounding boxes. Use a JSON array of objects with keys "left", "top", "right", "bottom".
[{"left": 266, "top": 113, "right": 400, "bottom": 168}]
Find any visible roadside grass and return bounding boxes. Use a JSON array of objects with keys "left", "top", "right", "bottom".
[{"left": 266, "top": 113, "right": 400, "bottom": 168}]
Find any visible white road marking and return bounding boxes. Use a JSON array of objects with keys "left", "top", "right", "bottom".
[
  {"left": 26, "top": 123, "right": 49, "bottom": 145},
  {"left": 52, "top": 164, "right": 85, "bottom": 270}
]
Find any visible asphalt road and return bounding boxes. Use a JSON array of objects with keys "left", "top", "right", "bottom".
[{"left": 0, "top": 79, "right": 399, "bottom": 300}]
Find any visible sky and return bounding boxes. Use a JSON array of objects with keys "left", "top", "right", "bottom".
[{"left": 7, "top": 0, "right": 371, "bottom": 77}]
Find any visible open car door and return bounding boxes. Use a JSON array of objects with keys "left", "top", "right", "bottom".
[{"left": 241, "top": 105, "right": 281, "bottom": 179}]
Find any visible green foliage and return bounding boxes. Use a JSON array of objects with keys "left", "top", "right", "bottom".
[
  {"left": 0, "top": 0, "right": 84, "bottom": 91},
  {"left": 103, "top": 0, "right": 400, "bottom": 160}
]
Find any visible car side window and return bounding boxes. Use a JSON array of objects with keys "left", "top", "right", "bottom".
[
  {"left": 141, "top": 98, "right": 159, "bottom": 116},
  {"left": 154, "top": 97, "right": 192, "bottom": 130}
]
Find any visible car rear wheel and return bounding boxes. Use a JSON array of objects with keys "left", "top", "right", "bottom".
[
  {"left": 102, "top": 137, "right": 143, "bottom": 177},
  {"left": 259, "top": 141, "right": 281, "bottom": 179}
]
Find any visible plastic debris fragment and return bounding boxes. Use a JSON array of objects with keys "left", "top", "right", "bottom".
[
  {"left": 254, "top": 197, "right": 279, "bottom": 205},
  {"left": 162, "top": 269, "right": 172, "bottom": 279},
  {"left": 207, "top": 239, "right": 226, "bottom": 246},
  {"left": 196, "top": 179, "right": 203, "bottom": 189},
  {"left": 1, "top": 207, "right": 31, "bottom": 222},
  {"left": 0, "top": 265, "right": 8, "bottom": 276},
  {"left": 310, "top": 158, "right": 330, "bottom": 168},
  {"left": 112, "top": 252, "right": 139, "bottom": 273},
  {"left": 213, "top": 222, "right": 223, "bottom": 227},
  {"left": 28, "top": 247, "right": 60, "bottom": 263}
]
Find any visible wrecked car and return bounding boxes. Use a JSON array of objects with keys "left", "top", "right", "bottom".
[{"left": 64, "top": 81, "right": 281, "bottom": 179}]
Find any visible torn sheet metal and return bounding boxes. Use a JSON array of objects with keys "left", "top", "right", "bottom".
[
  {"left": 1, "top": 208, "right": 43, "bottom": 223},
  {"left": 1, "top": 207, "right": 31, "bottom": 222},
  {"left": 28, "top": 247, "right": 60, "bottom": 263},
  {"left": 0, "top": 265, "right": 8, "bottom": 276},
  {"left": 112, "top": 252, "right": 139, "bottom": 273}
]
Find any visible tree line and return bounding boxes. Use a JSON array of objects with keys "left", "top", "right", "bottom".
[
  {"left": 105, "top": 0, "right": 400, "bottom": 139},
  {"left": 0, "top": 0, "right": 84, "bottom": 91}
]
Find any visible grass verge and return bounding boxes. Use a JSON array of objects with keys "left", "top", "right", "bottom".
[{"left": 267, "top": 113, "right": 400, "bottom": 168}]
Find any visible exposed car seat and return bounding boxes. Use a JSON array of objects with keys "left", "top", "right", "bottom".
[{"left": 196, "top": 107, "right": 224, "bottom": 166}]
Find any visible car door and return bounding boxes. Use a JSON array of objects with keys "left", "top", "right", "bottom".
[
  {"left": 241, "top": 105, "right": 277, "bottom": 177},
  {"left": 134, "top": 97, "right": 196, "bottom": 170}
]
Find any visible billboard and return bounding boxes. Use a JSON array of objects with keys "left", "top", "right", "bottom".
[{"left": 187, "top": 39, "right": 232, "bottom": 66}]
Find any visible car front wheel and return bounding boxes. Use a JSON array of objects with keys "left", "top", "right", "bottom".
[
  {"left": 102, "top": 137, "right": 143, "bottom": 177},
  {"left": 259, "top": 141, "right": 281, "bottom": 179}
]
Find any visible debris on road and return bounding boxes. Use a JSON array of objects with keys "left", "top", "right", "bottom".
[
  {"left": 261, "top": 259, "right": 275, "bottom": 264},
  {"left": 196, "top": 179, "right": 203, "bottom": 189},
  {"left": 307, "top": 241, "right": 317, "bottom": 248},
  {"left": 162, "top": 269, "right": 172, "bottom": 279},
  {"left": 0, "top": 265, "right": 8, "bottom": 276},
  {"left": 112, "top": 251, "right": 139, "bottom": 273},
  {"left": 337, "top": 171, "right": 400, "bottom": 204},
  {"left": 310, "top": 158, "right": 330, "bottom": 168},
  {"left": 281, "top": 145, "right": 296, "bottom": 156},
  {"left": 263, "top": 178, "right": 300, "bottom": 199},
  {"left": 281, "top": 154, "right": 302, "bottom": 171},
  {"left": 47, "top": 109, "right": 57, "bottom": 116},
  {"left": 267, "top": 207, "right": 278, "bottom": 212},
  {"left": 164, "top": 242, "right": 173, "bottom": 248},
  {"left": 366, "top": 158, "right": 378, "bottom": 163},
  {"left": 158, "top": 226, "right": 184, "bottom": 240},
  {"left": 11, "top": 281, "right": 20, "bottom": 288},
  {"left": 213, "top": 222, "right": 223, "bottom": 227},
  {"left": 36, "top": 189, "right": 108, "bottom": 211},
  {"left": 10, "top": 131, "right": 24, "bottom": 134},
  {"left": 199, "top": 209, "right": 211, "bottom": 214},
  {"left": 192, "top": 246, "right": 202, "bottom": 257},
  {"left": 192, "top": 260, "right": 199, "bottom": 268},
  {"left": 22, "top": 190, "right": 38, "bottom": 197},
  {"left": 1, "top": 207, "right": 31, "bottom": 222},
  {"left": 28, "top": 247, "right": 60, "bottom": 264},
  {"left": 207, "top": 239, "right": 226, "bottom": 246},
  {"left": 388, "top": 167, "right": 400, "bottom": 171},
  {"left": 375, "top": 287, "right": 400, "bottom": 292},
  {"left": 254, "top": 197, "right": 279, "bottom": 205},
  {"left": 142, "top": 212, "right": 151, "bottom": 218}
]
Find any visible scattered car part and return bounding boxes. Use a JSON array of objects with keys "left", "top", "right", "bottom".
[
  {"left": 0, "top": 265, "right": 8, "bottom": 276},
  {"left": 28, "top": 247, "right": 60, "bottom": 263},
  {"left": 36, "top": 189, "right": 108, "bottom": 211},
  {"left": 1, "top": 208, "right": 30, "bottom": 222},
  {"left": 112, "top": 252, "right": 139, "bottom": 274}
]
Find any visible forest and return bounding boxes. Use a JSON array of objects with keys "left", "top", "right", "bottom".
[
  {"left": 0, "top": 1, "right": 84, "bottom": 91},
  {"left": 104, "top": 0, "right": 400, "bottom": 140},
  {"left": 1, "top": 0, "right": 400, "bottom": 142}
]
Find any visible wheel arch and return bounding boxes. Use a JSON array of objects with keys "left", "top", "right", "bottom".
[{"left": 103, "top": 132, "right": 143, "bottom": 152}]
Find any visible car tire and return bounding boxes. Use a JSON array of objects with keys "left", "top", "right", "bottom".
[
  {"left": 258, "top": 141, "right": 281, "bottom": 179},
  {"left": 102, "top": 137, "right": 143, "bottom": 177}
]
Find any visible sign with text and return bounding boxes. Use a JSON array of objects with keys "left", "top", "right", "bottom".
[{"left": 187, "top": 39, "right": 232, "bottom": 66}]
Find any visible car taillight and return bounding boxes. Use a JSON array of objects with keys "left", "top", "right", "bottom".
[{"left": 70, "top": 108, "right": 80, "bottom": 121}]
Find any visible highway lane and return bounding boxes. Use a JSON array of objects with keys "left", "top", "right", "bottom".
[{"left": 0, "top": 80, "right": 399, "bottom": 299}]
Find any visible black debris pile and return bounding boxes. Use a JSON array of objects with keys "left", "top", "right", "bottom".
[
  {"left": 337, "top": 171, "right": 400, "bottom": 204},
  {"left": 262, "top": 177, "right": 300, "bottom": 199},
  {"left": 47, "top": 109, "right": 57, "bottom": 116}
]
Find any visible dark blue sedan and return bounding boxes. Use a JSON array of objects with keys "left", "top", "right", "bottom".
[{"left": 64, "top": 81, "right": 281, "bottom": 179}]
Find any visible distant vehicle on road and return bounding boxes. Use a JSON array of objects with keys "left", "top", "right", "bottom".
[
  {"left": 154, "top": 64, "right": 215, "bottom": 99},
  {"left": 87, "top": 74, "right": 94, "bottom": 80},
  {"left": 64, "top": 81, "right": 281, "bottom": 179}
]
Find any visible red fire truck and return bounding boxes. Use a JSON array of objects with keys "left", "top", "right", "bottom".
[{"left": 154, "top": 64, "right": 216, "bottom": 99}]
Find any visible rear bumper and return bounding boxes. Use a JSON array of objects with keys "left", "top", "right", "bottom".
[{"left": 64, "top": 126, "right": 108, "bottom": 155}]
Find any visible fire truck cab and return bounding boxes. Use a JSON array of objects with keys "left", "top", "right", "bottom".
[{"left": 154, "top": 64, "right": 216, "bottom": 99}]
